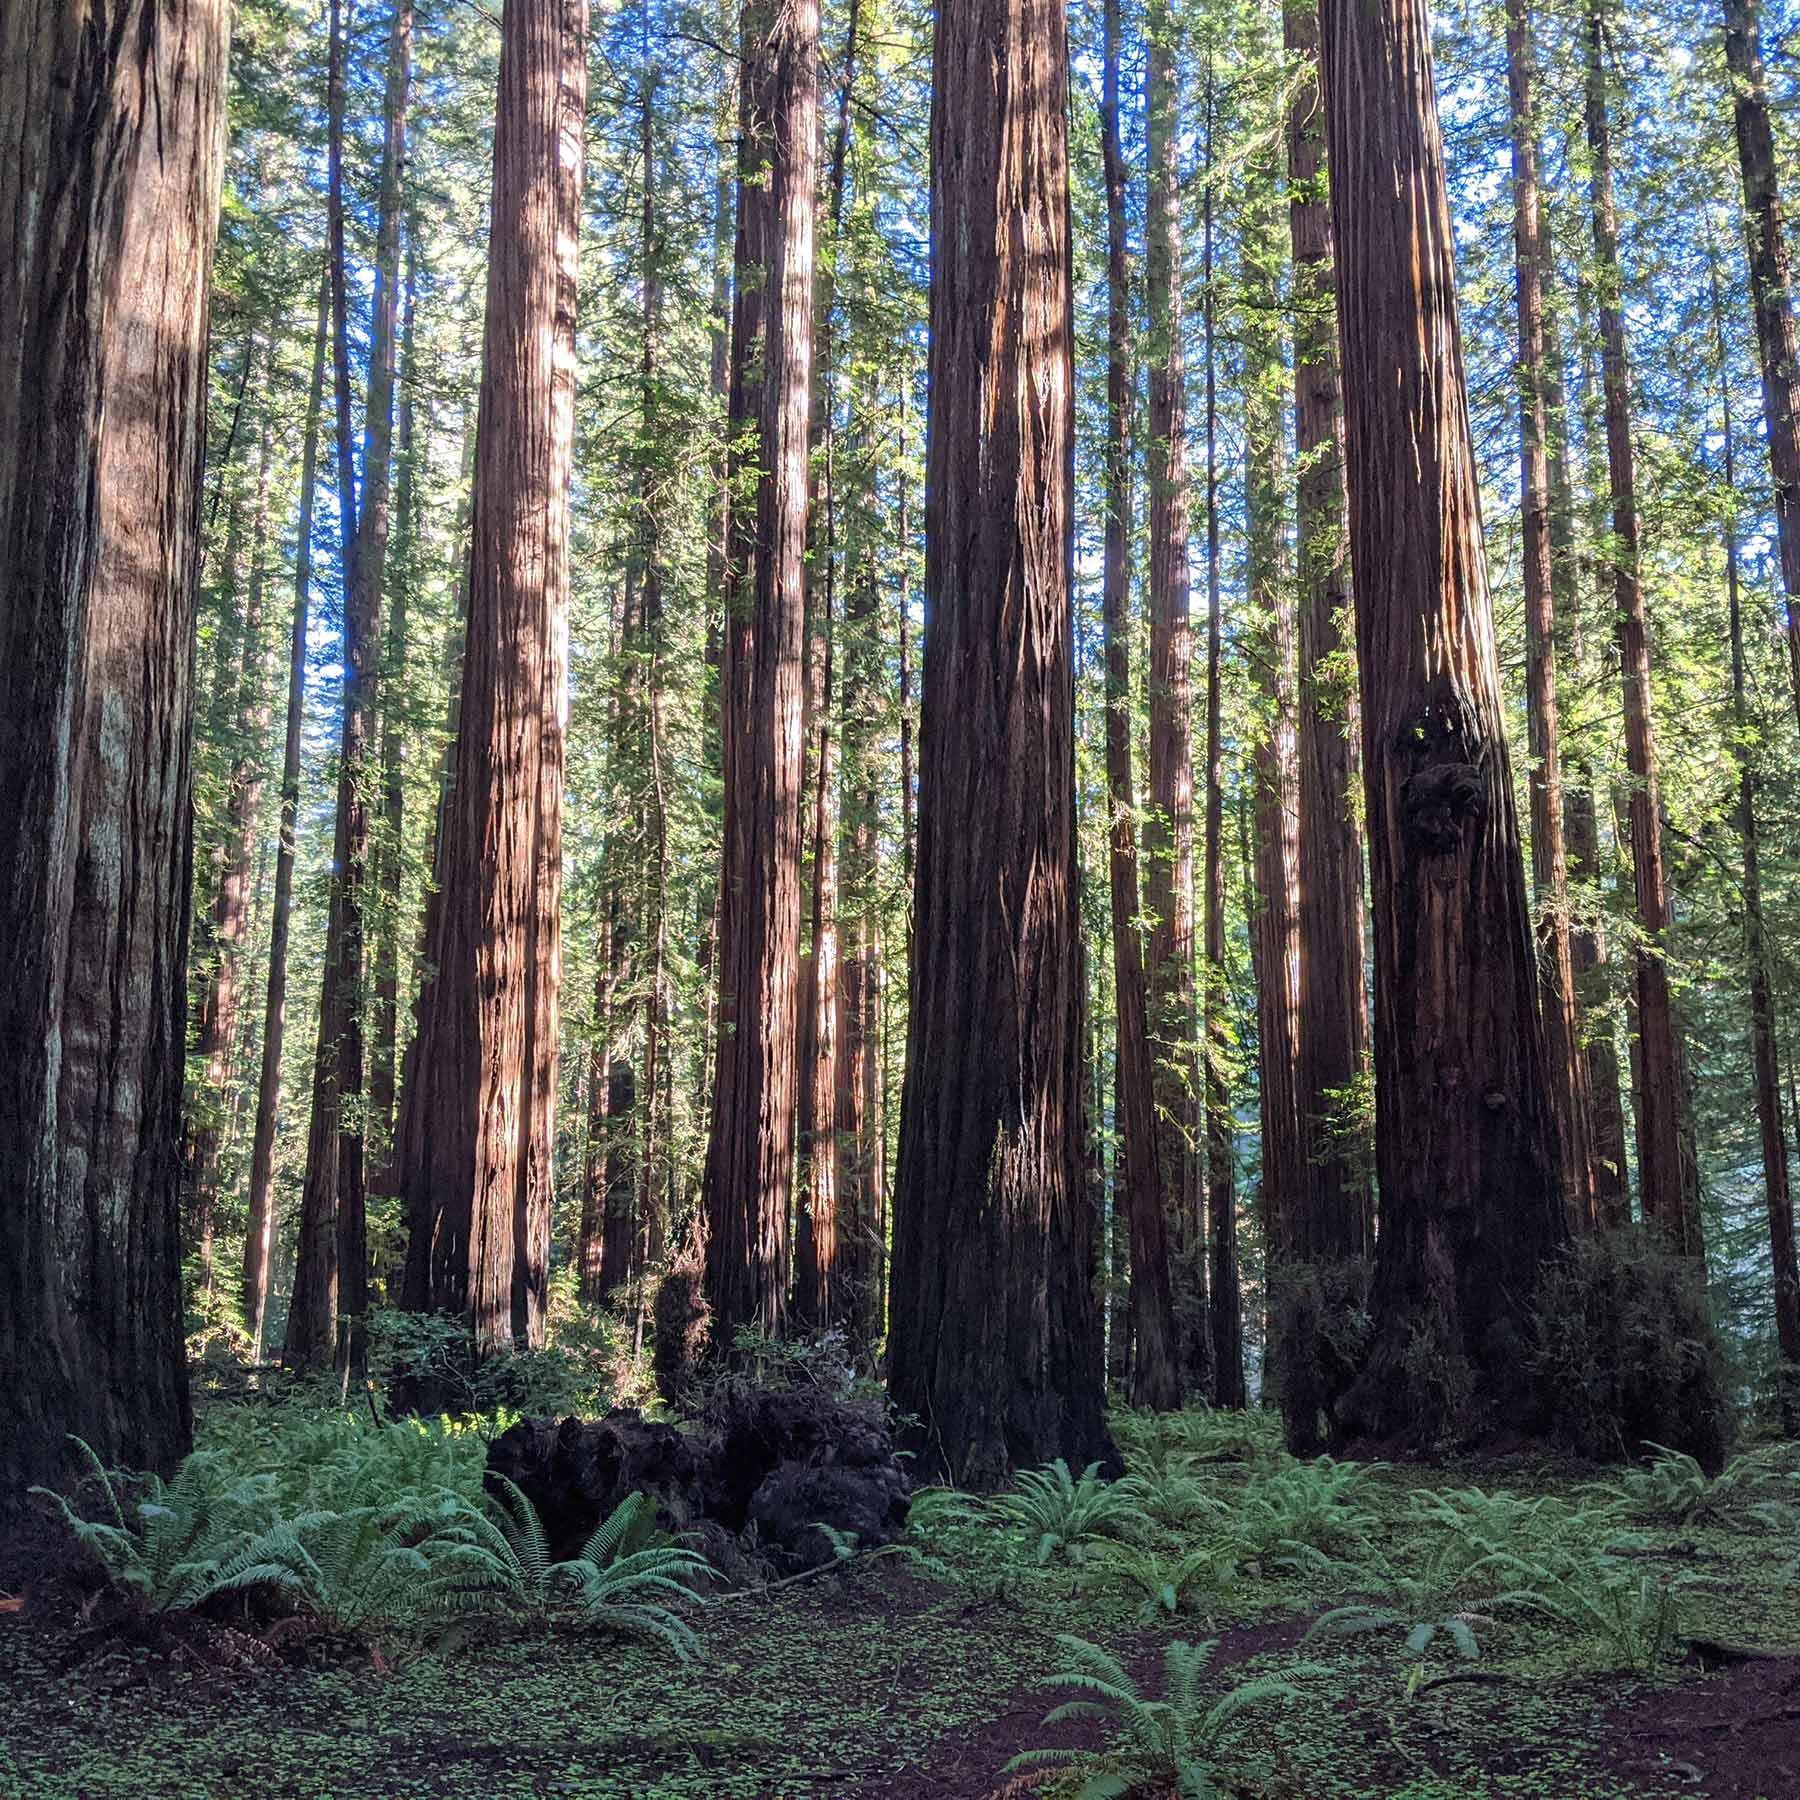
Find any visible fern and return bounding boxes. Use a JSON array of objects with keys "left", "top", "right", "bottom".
[
  {"left": 1004, "top": 1633, "right": 1325, "bottom": 1798},
  {"left": 1103, "top": 1542, "right": 1240, "bottom": 1621},
  {"left": 1499, "top": 1563, "right": 1715, "bottom": 1673},
  {"left": 989, "top": 1460, "right": 1151, "bottom": 1566},
  {"left": 1226, "top": 1457, "right": 1377, "bottom": 1572},
  {"left": 30, "top": 1438, "right": 277, "bottom": 1614},
  {"left": 1588, "top": 1442, "right": 1800, "bottom": 1532}
]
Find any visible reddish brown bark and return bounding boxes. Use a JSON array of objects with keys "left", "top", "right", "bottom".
[
  {"left": 887, "top": 0, "right": 1110, "bottom": 1489},
  {"left": 702, "top": 0, "right": 819, "bottom": 1344},
  {"left": 1100, "top": 0, "right": 1181, "bottom": 1412},
  {"left": 1584, "top": 0, "right": 1701, "bottom": 1260},
  {"left": 1144, "top": 0, "right": 1201, "bottom": 1330},
  {"left": 1320, "top": 0, "right": 1568, "bottom": 1443},
  {"left": 1509, "top": 0, "right": 1596, "bottom": 1229},
  {"left": 244, "top": 271, "right": 328, "bottom": 1362},
  {"left": 1724, "top": 0, "right": 1800, "bottom": 735},
  {"left": 1710, "top": 254, "right": 1800, "bottom": 1432},
  {"left": 1285, "top": 0, "right": 1371, "bottom": 1267},
  {"left": 394, "top": 0, "right": 586, "bottom": 1353},
  {"left": 0, "top": 0, "right": 226, "bottom": 1487}
]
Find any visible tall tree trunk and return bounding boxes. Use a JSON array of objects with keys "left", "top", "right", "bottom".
[
  {"left": 244, "top": 269, "right": 329, "bottom": 1362},
  {"left": 887, "top": 0, "right": 1110, "bottom": 1488},
  {"left": 795, "top": 0, "right": 859, "bottom": 1329},
  {"left": 1100, "top": 0, "right": 1181, "bottom": 1411},
  {"left": 0, "top": 0, "right": 226, "bottom": 1488},
  {"left": 1285, "top": 0, "right": 1371, "bottom": 1269},
  {"left": 701, "top": 0, "right": 819, "bottom": 1345},
  {"left": 1199, "top": 64, "right": 1234, "bottom": 1404},
  {"left": 1584, "top": 0, "right": 1701, "bottom": 1259},
  {"left": 1320, "top": 0, "right": 1568, "bottom": 1445},
  {"left": 1240, "top": 170, "right": 1294, "bottom": 1413},
  {"left": 1710, "top": 249, "right": 1800, "bottom": 1432},
  {"left": 1724, "top": 0, "right": 1800, "bottom": 735},
  {"left": 188, "top": 422, "right": 277, "bottom": 1265},
  {"left": 371, "top": 233, "right": 421, "bottom": 1164},
  {"left": 1509, "top": 0, "right": 1595, "bottom": 1227},
  {"left": 1144, "top": 0, "right": 1203, "bottom": 1382},
  {"left": 393, "top": 0, "right": 586, "bottom": 1354}
]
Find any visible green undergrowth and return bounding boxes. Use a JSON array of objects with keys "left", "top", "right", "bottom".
[{"left": 3, "top": 1405, "right": 1796, "bottom": 1800}]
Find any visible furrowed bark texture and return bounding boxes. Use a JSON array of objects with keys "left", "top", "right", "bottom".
[
  {"left": 1285, "top": 0, "right": 1371, "bottom": 1267},
  {"left": 1100, "top": 0, "right": 1181, "bottom": 1412},
  {"left": 1320, "top": 0, "right": 1568, "bottom": 1444},
  {"left": 0, "top": 0, "right": 226, "bottom": 1488},
  {"left": 702, "top": 0, "right": 819, "bottom": 1345},
  {"left": 395, "top": 0, "right": 586, "bottom": 1353},
  {"left": 887, "top": 0, "right": 1111, "bottom": 1490}
]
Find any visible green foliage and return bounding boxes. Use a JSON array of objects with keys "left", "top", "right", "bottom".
[
  {"left": 1102, "top": 1542, "right": 1241, "bottom": 1622},
  {"left": 1500, "top": 1564, "right": 1716, "bottom": 1675},
  {"left": 30, "top": 1438, "right": 276, "bottom": 1614},
  {"left": 1004, "top": 1634, "right": 1323, "bottom": 1798},
  {"left": 989, "top": 1460, "right": 1151, "bottom": 1566},
  {"left": 1227, "top": 1457, "right": 1378, "bottom": 1572},
  {"left": 1113, "top": 1406, "right": 1284, "bottom": 1468},
  {"left": 1587, "top": 1441, "right": 1800, "bottom": 1531},
  {"left": 1404, "top": 1484, "right": 1635, "bottom": 1581},
  {"left": 368, "top": 1307, "right": 609, "bottom": 1417},
  {"left": 1531, "top": 1231, "right": 1733, "bottom": 1468},
  {"left": 1270, "top": 1259, "right": 1374, "bottom": 1456}
]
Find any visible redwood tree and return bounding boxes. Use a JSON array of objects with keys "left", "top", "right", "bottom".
[
  {"left": 702, "top": 0, "right": 820, "bottom": 1344},
  {"left": 0, "top": 0, "right": 227, "bottom": 1488},
  {"left": 886, "top": 0, "right": 1110, "bottom": 1488},
  {"left": 1320, "top": 0, "right": 1568, "bottom": 1443},
  {"left": 1585, "top": 0, "right": 1702, "bottom": 1259},
  {"left": 1100, "top": 0, "right": 1182, "bottom": 1411},
  {"left": 393, "top": 0, "right": 586, "bottom": 1353}
]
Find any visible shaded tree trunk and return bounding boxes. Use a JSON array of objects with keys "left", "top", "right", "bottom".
[
  {"left": 1285, "top": 0, "right": 1371, "bottom": 1268},
  {"left": 702, "top": 0, "right": 819, "bottom": 1344},
  {"left": 1320, "top": 0, "right": 1568, "bottom": 1445},
  {"left": 244, "top": 269, "right": 328, "bottom": 1362},
  {"left": 1724, "top": 0, "right": 1800, "bottom": 735},
  {"left": 1509, "top": 0, "right": 1595, "bottom": 1228},
  {"left": 394, "top": 0, "right": 586, "bottom": 1354},
  {"left": 1584, "top": 0, "right": 1701, "bottom": 1260},
  {"left": 887, "top": 0, "right": 1111, "bottom": 1489},
  {"left": 1710, "top": 251, "right": 1800, "bottom": 1433},
  {"left": 1100, "top": 0, "right": 1181, "bottom": 1411},
  {"left": 1144, "top": 0, "right": 1203, "bottom": 1383},
  {"left": 0, "top": 0, "right": 226, "bottom": 1487}
]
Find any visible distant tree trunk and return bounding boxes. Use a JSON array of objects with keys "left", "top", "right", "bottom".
[
  {"left": 1100, "top": 0, "right": 1181, "bottom": 1412},
  {"left": 597, "top": 1058, "right": 639, "bottom": 1296},
  {"left": 371, "top": 235, "right": 422, "bottom": 1164},
  {"left": 1285, "top": 0, "right": 1371, "bottom": 1268},
  {"left": 887, "top": 0, "right": 1111, "bottom": 1489},
  {"left": 1710, "top": 252, "right": 1800, "bottom": 1433},
  {"left": 1724, "top": 0, "right": 1800, "bottom": 735},
  {"left": 1509, "top": 0, "right": 1595, "bottom": 1228},
  {"left": 1584, "top": 0, "right": 1701, "bottom": 1259},
  {"left": 1320, "top": 0, "right": 1568, "bottom": 1445},
  {"left": 188, "top": 423, "right": 276, "bottom": 1264},
  {"left": 1199, "top": 64, "right": 1235, "bottom": 1405},
  {"left": 393, "top": 0, "right": 586, "bottom": 1354},
  {"left": 795, "top": 2, "right": 859, "bottom": 1329},
  {"left": 1144, "top": 0, "right": 1203, "bottom": 1383},
  {"left": 0, "top": 0, "right": 226, "bottom": 1488},
  {"left": 702, "top": 0, "right": 819, "bottom": 1346},
  {"left": 244, "top": 270, "right": 328, "bottom": 1362},
  {"left": 1240, "top": 173, "right": 1295, "bottom": 1412},
  {"left": 897, "top": 390, "right": 917, "bottom": 886}
]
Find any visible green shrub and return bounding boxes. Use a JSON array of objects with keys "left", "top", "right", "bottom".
[
  {"left": 1531, "top": 1230, "right": 1732, "bottom": 1468},
  {"left": 988, "top": 1459, "right": 1152, "bottom": 1566},
  {"left": 1004, "top": 1634, "right": 1324, "bottom": 1798},
  {"left": 31, "top": 1438, "right": 276, "bottom": 1614},
  {"left": 369, "top": 1308, "right": 608, "bottom": 1418},
  {"left": 1587, "top": 1441, "right": 1800, "bottom": 1532},
  {"left": 1228, "top": 1457, "right": 1378, "bottom": 1571},
  {"left": 1500, "top": 1563, "right": 1714, "bottom": 1674}
]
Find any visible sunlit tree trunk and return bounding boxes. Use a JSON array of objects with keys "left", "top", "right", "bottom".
[
  {"left": 888, "top": 0, "right": 1111, "bottom": 1489},
  {"left": 702, "top": 0, "right": 819, "bottom": 1344},
  {"left": 394, "top": 0, "right": 586, "bottom": 1354},
  {"left": 0, "top": 0, "right": 226, "bottom": 1487},
  {"left": 1321, "top": 0, "right": 1568, "bottom": 1444}
]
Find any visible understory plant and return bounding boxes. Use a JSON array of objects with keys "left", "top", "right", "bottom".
[
  {"left": 1004, "top": 1633, "right": 1324, "bottom": 1798},
  {"left": 1589, "top": 1442, "right": 1800, "bottom": 1533},
  {"left": 1229, "top": 1457, "right": 1377, "bottom": 1572},
  {"left": 1501, "top": 1563, "right": 1715, "bottom": 1674},
  {"left": 990, "top": 1460, "right": 1150, "bottom": 1566}
]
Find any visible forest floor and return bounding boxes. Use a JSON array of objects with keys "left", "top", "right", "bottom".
[{"left": 3, "top": 1417, "right": 1798, "bottom": 1800}]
